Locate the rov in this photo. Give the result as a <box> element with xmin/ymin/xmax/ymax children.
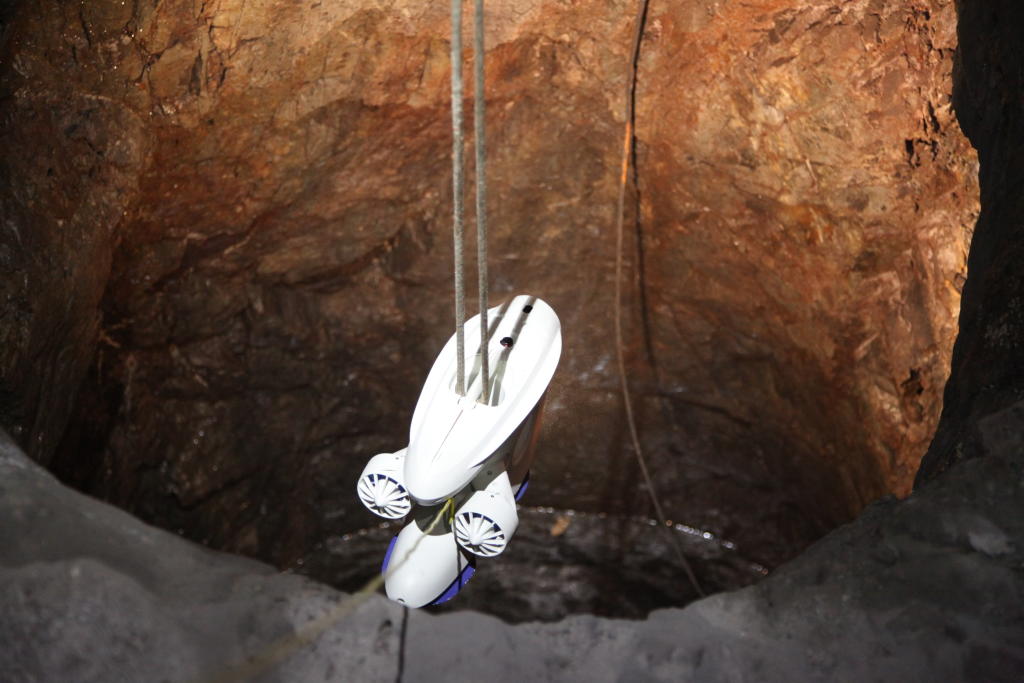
<box><xmin>356</xmin><ymin>295</ymin><xmax>561</xmax><ymax>607</ymax></box>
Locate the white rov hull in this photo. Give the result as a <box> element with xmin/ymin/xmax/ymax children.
<box><xmin>356</xmin><ymin>295</ymin><xmax>561</xmax><ymax>607</ymax></box>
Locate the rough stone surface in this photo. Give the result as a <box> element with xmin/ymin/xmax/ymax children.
<box><xmin>0</xmin><ymin>0</ymin><xmax>978</xmax><ymax>577</ymax></box>
<box><xmin>0</xmin><ymin>429</ymin><xmax>403</xmax><ymax>683</ymax></box>
<box><xmin>0</xmin><ymin>1</ymin><xmax>148</xmax><ymax>464</ymax></box>
<box><xmin>3</xmin><ymin>402</ymin><xmax>1022</xmax><ymax>681</ymax></box>
<box><xmin>2</xmin><ymin>0</ymin><xmax>1023</xmax><ymax>678</ymax></box>
<box><xmin>916</xmin><ymin>0</ymin><xmax>1024</xmax><ymax>484</ymax></box>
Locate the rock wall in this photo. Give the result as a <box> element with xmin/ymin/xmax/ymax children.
<box><xmin>3</xmin><ymin>401</ymin><xmax>1022</xmax><ymax>681</ymax></box>
<box><xmin>917</xmin><ymin>0</ymin><xmax>1024</xmax><ymax>484</ymax></box>
<box><xmin>1</xmin><ymin>0</ymin><xmax>977</xmax><ymax>573</ymax></box>
<box><xmin>0</xmin><ymin>1</ymin><xmax>148</xmax><ymax>463</ymax></box>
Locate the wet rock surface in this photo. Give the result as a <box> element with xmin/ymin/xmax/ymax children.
<box><xmin>299</xmin><ymin>506</ymin><xmax>767</xmax><ymax>622</ymax></box>
<box><xmin>0</xmin><ymin>0</ymin><xmax>978</xmax><ymax>586</ymax></box>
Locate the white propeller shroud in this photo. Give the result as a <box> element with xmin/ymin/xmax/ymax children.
<box><xmin>453</xmin><ymin>467</ymin><xmax>519</xmax><ymax>557</ymax></box>
<box><xmin>356</xmin><ymin>450</ymin><xmax>411</xmax><ymax>520</ymax></box>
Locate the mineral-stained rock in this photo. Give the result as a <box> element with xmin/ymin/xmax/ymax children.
<box><xmin>1</xmin><ymin>0</ymin><xmax>978</xmax><ymax>576</ymax></box>
<box><xmin>0</xmin><ymin>1</ymin><xmax>148</xmax><ymax>464</ymax></box>
<box><xmin>3</xmin><ymin>0</ymin><xmax>1023</xmax><ymax>676</ymax></box>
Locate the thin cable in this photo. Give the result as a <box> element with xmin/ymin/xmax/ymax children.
<box><xmin>452</xmin><ymin>0</ymin><xmax>467</xmax><ymax>396</ymax></box>
<box><xmin>197</xmin><ymin>501</ymin><xmax>454</xmax><ymax>683</ymax></box>
<box><xmin>614</xmin><ymin>0</ymin><xmax>705</xmax><ymax>598</ymax></box>
<box><xmin>474</xmin><ymin>0</ymin><xmax>490</xmax><ymax>403</ymax></box>
<box><xmin>395</xmin><ymin>606</ymin><xmax>409</xmax><ymax>683</ymax></box>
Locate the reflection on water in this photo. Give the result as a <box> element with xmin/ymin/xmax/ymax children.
<box><xmin>295</xmin><ymin>506</ymin><xmax>768</xmax><ymax>623</ymax></box>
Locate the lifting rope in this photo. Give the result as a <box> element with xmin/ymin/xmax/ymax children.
<box><xmin>451</xmin><ymin>0</ymin><xmax>490</xmax><ymax>400</ymax></box>
<box><xmin>450</xmin><ymin>0</ymin><xmax>467</xmax><ymax>396</ymax></box>
<box><xmin>473</xmin><ymin>0</ymin><xmax>491</xmax><ymax>403</ymax></box>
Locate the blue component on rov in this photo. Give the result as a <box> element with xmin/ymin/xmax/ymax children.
<box><xmin>379</xmin><ymin>470</ymin><xmax>528</xmax><ymax>605</ymax></box>
<box><xmin>430</xmin><ymin>558</ymin><xmax>476</xmax><ymax>605</ymax></box>
<box><xmin>381</xmin><ymin>534</ymin><xmax>399</xmax><ymax>573</ymax></box>
<box><xmin>515</xmin><ymin>470</ymin><xmax>530</xmax><ymax>502</ymax></box>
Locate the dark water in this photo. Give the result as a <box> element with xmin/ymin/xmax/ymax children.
<box><xmin>295</xmin><ymin>506</ymin><xmax>768</xmax><ymax>623</ymax></box>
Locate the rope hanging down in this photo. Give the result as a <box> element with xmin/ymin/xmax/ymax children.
<box><xmin>614</xmin><ymin>0</ymin><xmax>705</xmax><ymax>598</ymax></box>
<box><xmin>451</xmin><ymin>0</ymin><xmax>467</xmax><ymax>396</ymax></box>
<box><xmin>474</xmin><ymin>0</ymin><xmax>490</xmax><ymax>403</ymax></box>
<box><xmin>451</xmin><ymin>0</ymin><xmax>490</xmax><ymax>400</ymax></box>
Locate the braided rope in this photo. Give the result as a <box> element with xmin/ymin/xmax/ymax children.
<box><xmin>474</xmin><ymin>0</ymin><xmax>490</xmax><ymax>402</ymax></box>
<box><xmin>451</xmin><ymin>0</ymin><xmax>467</xmax><ymax>395</ymax></box>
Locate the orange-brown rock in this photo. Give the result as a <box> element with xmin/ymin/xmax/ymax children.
<box><xmin>0</xmin><ymin>0</ymin><xmax>977</xmax><ymax>573</ymax></box>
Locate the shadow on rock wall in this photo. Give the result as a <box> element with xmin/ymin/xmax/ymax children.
<box><xmin>917</xmin><ymin>0</ymin><xmax>1024</xmax><ymax>484</ymax></box>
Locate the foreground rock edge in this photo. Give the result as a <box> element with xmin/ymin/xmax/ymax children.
<box><xmin>2</xmin><ymin>415</ymin><xmax>1022</xmax><ymax>682</ymax></box>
